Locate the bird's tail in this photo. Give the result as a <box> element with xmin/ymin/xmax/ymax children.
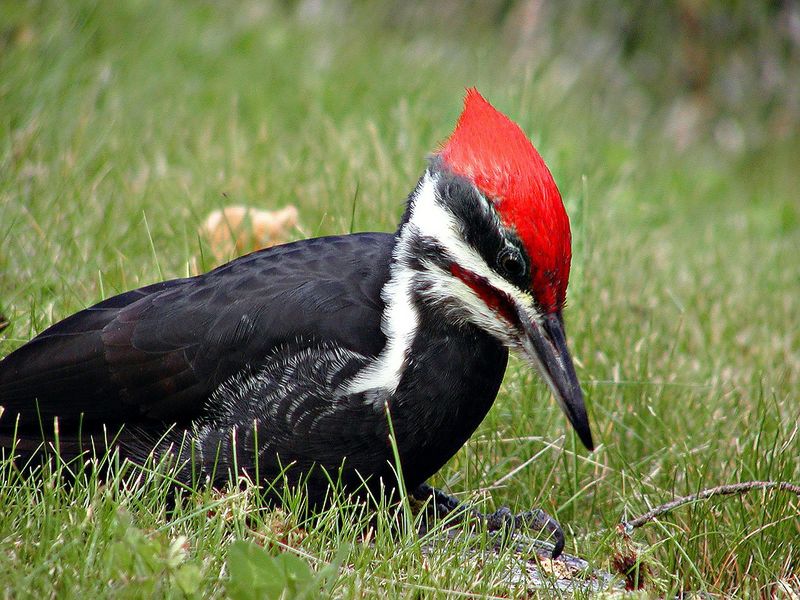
<box><xmin>0</xmin><ymin>414</ymin><xmax>214</xmax><ymax>489</ymax></box>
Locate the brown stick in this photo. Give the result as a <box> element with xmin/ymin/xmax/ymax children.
<box><xmin>620</xmin><ymin>481</ymin><xmax>800</xmax><ymax>533</ymax></box>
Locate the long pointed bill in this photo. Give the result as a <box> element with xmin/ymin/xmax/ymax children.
<box><xmin>516</xmin><ymin>308</ymin><xmax>594</xmax><ymax>451</ymax></box>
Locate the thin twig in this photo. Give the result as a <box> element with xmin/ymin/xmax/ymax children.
<box><xmin>620</xmin><ymin>481</ymin><xmax>800</xmax><ymax>532</ymax></box>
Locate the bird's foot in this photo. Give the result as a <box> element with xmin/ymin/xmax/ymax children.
<box><xmin>411</xmin><ymin>484</ymin><xmax>565</xmax><ymax>559</ymax></box>
<box><xmin>482</xmin><ymin>506</ymin><xmax>565</xmax><ymax>559</ymax></box>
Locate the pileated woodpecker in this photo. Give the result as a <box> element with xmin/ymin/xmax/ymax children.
<box><xmin>0</xmin><ymin>90</ymin><xmax>592</xmax><ymax>557</ymax></box>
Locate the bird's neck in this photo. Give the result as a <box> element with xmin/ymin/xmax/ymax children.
<box><xmin>341</xmin><ymin>171</ymin><xmax>508</xmax><ymax>483</ymax></box>
<box><xmin>344</xmin><ymin>170</ymin><xmax>453</xmax><ymax>397</ymax></box>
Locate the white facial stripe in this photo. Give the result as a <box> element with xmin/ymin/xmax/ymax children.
<box><xmin>344</xmin><ymin>170</ymin><xmax>541</xmax><ymax>399</ymax></box>
<box><xmin>410</xmin><ymin>172</ymin><xmax>539</xmax><ymax>328</ymax></box>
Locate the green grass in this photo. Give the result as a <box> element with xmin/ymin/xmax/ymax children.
<box><xmin>1</xmin><ymin>1</ymin><xmax>799</xmax><ymax>597</ymax></box>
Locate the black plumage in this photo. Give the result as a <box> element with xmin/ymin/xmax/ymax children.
<box><xmin>0</xmin><ymin>229</ymin><xmax>506</xmax><ymax>506</ymax></box>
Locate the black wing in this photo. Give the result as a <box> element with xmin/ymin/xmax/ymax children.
<box><xmin>0</xmin><ymin>233</ymin><xmax>393</xmax><ymax>433</ymax></box>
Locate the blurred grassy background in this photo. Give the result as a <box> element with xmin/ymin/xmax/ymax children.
<box><xmin>1</xmin><ymin>0</ymin><xmax>798</xmax><ymax>596</ymax></box>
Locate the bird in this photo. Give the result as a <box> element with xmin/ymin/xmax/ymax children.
<box><xmin>0</xmin><ymin>89</ymin><xmax>593</xmax><ymax>557</ymax></box>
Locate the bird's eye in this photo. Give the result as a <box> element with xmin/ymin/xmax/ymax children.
<box><xmin>498</xmin><ymin>248</ymin><xmax>525</xmax><ymax>278</ymax></box>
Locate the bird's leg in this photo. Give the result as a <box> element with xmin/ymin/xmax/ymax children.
<box><xmin>410</xmin><ymin>483</ymin><xmax>565</xmax><ymax>559</ymax></box>
<box><xmin>410</xmin><ymin>483</ymin><xmax>466</xmax><ymax>525</ymax></box>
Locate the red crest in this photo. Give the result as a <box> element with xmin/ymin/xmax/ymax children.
<box><xmin>439</xmin><ymin>89</ymin><xmax>571</xmax><ymax>313</ymax></box>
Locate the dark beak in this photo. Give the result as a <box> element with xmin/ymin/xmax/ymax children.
<box><xmin>517</xmin><ymin>309</ymin><xmax>594</xmax><ymax>451</ymax></box>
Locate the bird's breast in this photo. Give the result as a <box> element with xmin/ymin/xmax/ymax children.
<box><xmin>387</xmin><ymin>321</ymin><xmax>508</xmax><ymax>487</ymax></box>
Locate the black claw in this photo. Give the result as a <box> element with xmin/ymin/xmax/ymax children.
<box><xmin>515</xmin><ymin>509</ymin><xmax>565</xmax><ymax>559</ymax></box>
<box><xmin>410</xmin><ymin>485</ymin><xmax>566</xmax><ymax>559</ymax></box>
<box><xmin>548</xmin><ymin>521</ymin><xmax>566</xmax><ymax>559</ymax></box>
<box><xmin>485</xmin><ymin>506</ymin><xmax>565</xmax><ymax>559</ymax></box>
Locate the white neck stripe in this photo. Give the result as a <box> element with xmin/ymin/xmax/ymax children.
<box><xmin>341</xmin><ymin>178</ymin><xmax>434</xmax><ymax>397</ymax></box>
<box><xmin>343</xmin><ymin>170</ymin><xmax>539</xmax><ymax>401</ymax></box>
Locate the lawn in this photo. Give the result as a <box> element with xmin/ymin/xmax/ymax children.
<box><xmin>1</xmin><ymin>1</ymin><xmax>798</xmax><ymax>597</ymax></box>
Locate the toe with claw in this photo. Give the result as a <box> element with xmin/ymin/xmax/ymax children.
<box><xmin>411</xmin><ymin>484</ymin><xmax>566</xmax><ymax>559</ymax></box>
<box><xmin>484</xmin><ymin>506</ymin><xmax>565</xmax><ymax>559</ymax></box>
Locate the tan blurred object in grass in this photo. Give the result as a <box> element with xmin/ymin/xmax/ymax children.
<box><xmin>192</xmin><ymin>205</ymin><xmax>301</xmax><ymax>274</ymax></box>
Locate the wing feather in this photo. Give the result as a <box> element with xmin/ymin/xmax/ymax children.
<box><xmin>0</xmin><ymin>233</ymin><xmax>393</xmax><ymax>435</ymax></box>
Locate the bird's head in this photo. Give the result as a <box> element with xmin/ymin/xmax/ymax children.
<box><xmin>401</xmin><ymin>89</ymin><xmax>593</xmax><ymax>450</ymax></box>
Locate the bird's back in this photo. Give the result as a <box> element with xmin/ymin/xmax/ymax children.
<box><xmin>0</xmin><ymin>233</ymin><xmax>394</xmax><ymax>439</ymax></box>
